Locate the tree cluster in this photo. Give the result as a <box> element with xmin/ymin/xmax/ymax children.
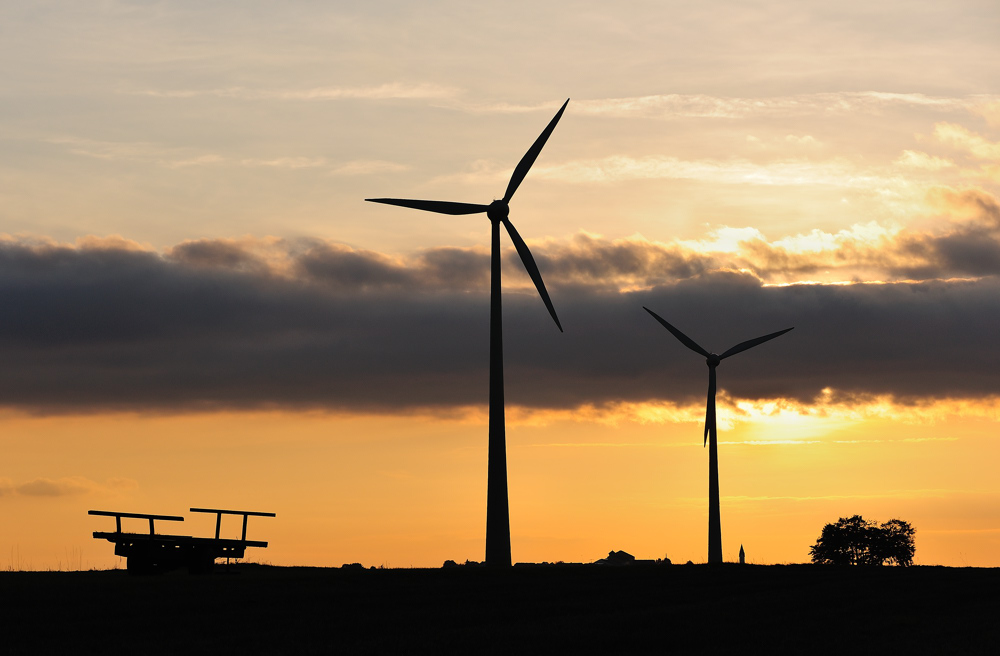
<box><xmin>809</xmin><ymin>515</ymin><xmax>915</xmax><ymax>566</ymax></box>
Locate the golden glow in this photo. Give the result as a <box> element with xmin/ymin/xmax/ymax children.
<box><xmin>507</xmin><ymin>392</ymin><xmax>1000</xmax><ymax>431</ymax></box>
<box><xmin>4</xmin><ymin>394</ymin><xmax>1000</xmax><ymax>570</ymax></box>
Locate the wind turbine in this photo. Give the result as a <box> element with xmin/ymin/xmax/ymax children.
<box><xmin>643</xmin><ymin>307</ymin><xmax>792</xmax><ymax>564</ymax></box>
<box><xmin>366</xmin><ymin>99</ymin><xmax>569</xmax><ymax>567</ymax></box>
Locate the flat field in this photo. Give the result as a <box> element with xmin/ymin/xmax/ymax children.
<box><xmin>2</xmin><ymin>564</ymin><xmax>997</xmax><ymax>654</ymax></box>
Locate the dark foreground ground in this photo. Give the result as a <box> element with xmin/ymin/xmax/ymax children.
<box><xmin>2</xmin><ymin>563</ymin><xmax>998</xmax><ymax>654</ymax></box>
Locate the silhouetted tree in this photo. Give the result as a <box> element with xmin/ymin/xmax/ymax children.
<box><xmin>873</xmin><ymin>518</ymin><xmax>916</xmax><ymax>566</ymax></box>
<box><xmin>810</xmin><ymin>515</ymin><xmax>915</xmax><ymax>566</ymax></box>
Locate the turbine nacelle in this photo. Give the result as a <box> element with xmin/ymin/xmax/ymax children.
<box><xmin>487</xmin><ymin>200</ymin><xmax>510</xmax><ymax>222</ymax></box>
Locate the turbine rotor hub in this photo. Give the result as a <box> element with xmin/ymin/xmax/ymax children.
<box><xmin>487</xmin><ymin>200</ymin><xmax>509</xmax><ymax>222</ymax></box>
<box><xmin>706</xmin><ymin>354</ymin><xmax>720</xmax><ymax>367</ymax></box>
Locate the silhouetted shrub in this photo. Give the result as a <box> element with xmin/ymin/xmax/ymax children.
<box><xmin>810</xmin><ymin>515</ymin><xmax>915</xmax><ymax>566</ymax></box>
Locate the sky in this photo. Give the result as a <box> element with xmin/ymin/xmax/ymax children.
<box><xmin>2</xmin><ymin>0</ymin><xmax>1000</xmax><ymax>569</ymax></box>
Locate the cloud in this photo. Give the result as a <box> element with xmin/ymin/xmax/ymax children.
<box><xmin>453</xmin><ymin>92</ymin><xmax>993</xmax><ymax>120</ymax></box>
<box><xmin>509</xmin><ymin>188</ymin><xmax>1000</xmax><ymax>286</ymax></box>
<box><xmin>330</xmin><ymin>160</ymin><xmax>410</xmax><ymax>176</ymax></box>
<box><xmin>933</xmin><ymin>123</ymin><xmax>1000</xmax><ymax>160</ymax></box>
<box><xmin>720</xmin><ymin>489</ymin><xmax>956</xmax><ymax>503</ymax></box>
<box><xmin>532</xmin><ymin>156</ymin><xmax>878</xmax><ymax>187</ymax></box>
<box><xmin>130</xmin><ymin>83</ymin><xmax>459</xmax><ymax>102</ymax></box>
<box><xmin>975</xmin><ymin>101</ymin><xmax>1000</xmax><ymax>129</ymax></box>
<box><xmin>241</xmin><ymin>157</ymin><xmax>329</xmax><ymax>169</ymax></box>
<box><xmin>428</xmin><ymin>120</ymin><xmax>993</xmax><ymax>192</ymax></box>
<box><xmin>120</xmin><ymin>88</ymin><xmax>1000</xmax><ymax>124</ymax></box>
<box><xmin>167</xmin><ymin>155</ymin><xmax>226</xmax><ymax>169</ymax></box>
<box><xmin>568</xmin><ymin>92</ymin><xmax>997</xmax><ymax>120</ymax></box>
<box><xmin>169</xmin><ymin>237</ymin><xmax>492</xmax><ymax>291</ymax></box>
<box><xmin>4</xmin><ymin>214</ymin><xmax>1000</xmax><ymax>414</ymax></box>
<box><xmin>268</xmin><ymin>83</ymin><xmax>459</xmax><ymax>101</ymax></box>
<box><xmin>705</xmin><ymin>188</ymin><xmax>1000</xmax><ymax>283</ymax></box>
<box><xmin>45</xmin><ymin>138</ymin><xmax>407</xmax><ymax>175</ymax></box>
<box><xmin>784</xmin><ymin>135</ymin><xmax>820</xmax><ymax>146</ymax></box>
<box><xmin>46</xmin><ymin>136</ymin><xmax>225</xmax><ymax>169</ymax></box>
<box><xmin>169</xmin><ymin>238</ymin><xmax>274</xmax><ymax>275</ymax></box>
<box><xmin>0</xmin><ymin>477</ymin><xmax>137</xmax><ymax>498</ymax></box>
<box><xmin>895</xmin><ymin>151</ymin><xmax>955</xmax><ymax>171</ymax></box>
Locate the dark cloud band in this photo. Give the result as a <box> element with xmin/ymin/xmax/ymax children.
<box><xmin>2</xmin><ymin>233</ymin><xmax>999</xmax><ymax>413</ymax></box>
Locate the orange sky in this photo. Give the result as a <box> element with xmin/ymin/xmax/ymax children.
<box><xmin>4</xmin><ymin>399</ymin><xmax>1000</xmax><ymax>569</ymax></box>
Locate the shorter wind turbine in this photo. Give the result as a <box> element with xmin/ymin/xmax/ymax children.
<box><xmin>643</xmin><ymin>307</ymin><xmax>792</xmax><ymax>564</ymax></box>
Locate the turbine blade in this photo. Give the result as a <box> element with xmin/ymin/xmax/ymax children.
<box><xmin>705</xmin><ymin>367</ymin><xmax>717</xmax><ymax>447</ymax></box>
<box><xmin>365</xmin><ymin>198</ymin><xmax>490</xmax><ymax>215</ymax></box>
<box><xmin>642</xmin><ymin>308</ymin><xmax>710</xmax><ymax>358</ymax></box>
<box><xmin>719</xmin><ymin>327</ymin><xmax>794</xmax><ymax>360</ymax></box>
<box><xmin>502</xmin><ymin>99</ymin><xmax>570</xmax><ymax>203</ymax></box>
<box><xmin>502</xmin><ymin>217</ymin><xmax>562</xmax><ymax>332</ymax></box>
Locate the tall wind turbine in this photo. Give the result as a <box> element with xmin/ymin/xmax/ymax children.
<box><xmin>366</xmin><ymin>99</ymin><xmax>569</xmax><ymax>568</ymax></box>
<box><xmin>643</xmin><ymin>307</ymin><xmax>792</xmax><ymax>564</ymax></box>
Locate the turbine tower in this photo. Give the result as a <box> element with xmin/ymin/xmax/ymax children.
<box><xmin>366</xmin><ymin>99</ymin><xmax>569</xmax><ymax>567</ymax></box>
<box><xmin>643</xmin><ymin>307</ymin><xmax>792</xmax><ymax>564</ymax></box>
